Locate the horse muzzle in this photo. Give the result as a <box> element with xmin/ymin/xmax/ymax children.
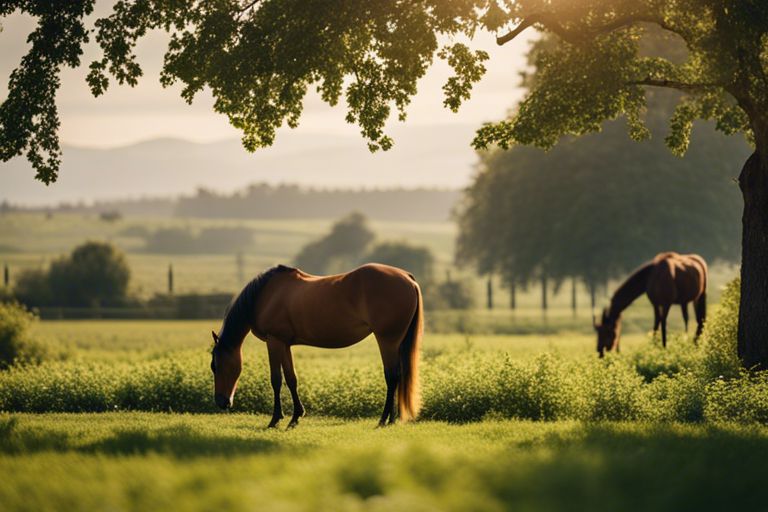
<box><xmin>215</xmin><ymin>393</ymin><xmax>233</xmax><ymax>410</ymax></box>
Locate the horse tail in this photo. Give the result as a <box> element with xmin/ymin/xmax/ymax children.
<box><xmin>698</xmin><ymin>291</ymin><xmax>707</xmax><ymax>320</ymax></box>
<box><xmin>398</xmin><ymin>282</ymin><xmax>423</xmax><ymax>421</ymax></box>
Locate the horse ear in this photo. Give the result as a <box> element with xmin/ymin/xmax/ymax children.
<box><xmin>211</xmin><ymin>331</ymin><xmax>219</xmax><ymax>344</ymax></box>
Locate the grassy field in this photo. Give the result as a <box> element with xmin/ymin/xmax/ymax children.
<box><xmin>1</xmin><ymin>295</ymin><xmax>766</xmax><ymax>511</ymax></box>
<box><xmin>0</xmin><ymin>212</ymin><xmax>738</xmax><ymax>310</ymax></box>
<box><xmin>3</xmin><ymin>413</ymin><xmax>768</xmax><ymax>512</ymax></box>
<box><xmin>0</xmin><ymin>212</ymin><xmax>753</xmax><ymax>510</ymax></box>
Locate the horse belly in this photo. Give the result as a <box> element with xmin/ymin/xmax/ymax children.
<box><xmin>293</xmin><ymin>324</ymin><xmax>372</xmax><ymax>349</ymax></box>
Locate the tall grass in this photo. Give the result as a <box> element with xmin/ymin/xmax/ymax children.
<box><xmin>2</xmin><ymin>279</ymin><xmax>762</xmax><ymax>424</ymax></box>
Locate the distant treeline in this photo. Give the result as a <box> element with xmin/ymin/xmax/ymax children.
<box><xmin>0</xmin><ymin>198</ymin><xmax>175</xmax><ymax>217</ymax></box>
<box><xmin>2</xmin><ymin>185</ymin><xmax>460</xmax><ymax>222</ymax></box>
<box><xmin>176</xmin><ymin>184</ymin><xmax>459</xmax><ymax>221</ymax></box>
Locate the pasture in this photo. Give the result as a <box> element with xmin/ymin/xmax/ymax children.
<box><xmin>0</xmin><ymin>214</ymin><xmax>759</xmax><ymax>510</ymax></box>
<box><xmin>1</xmin><ymin>314</ymin><xmax>768</xmax><ymax>510</ymax></box>
<box><xmin>3</xmin><ymin>414</ymin><xmax>768</xmax><ymax>512</ymax></box>
<box><xmin>0</xmin><ymin>212</ymin><xmax>737</xmax><ymax>307</ymax></box>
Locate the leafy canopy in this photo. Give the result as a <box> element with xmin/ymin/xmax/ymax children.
<box><xmin>1</xmin><ymin>0</ymin><xmax>489</xmax><ymax>184</ymax></box>
<box><xmin>473</xmin><ymin>0</ymin><xmax>765</xmax><ymax>154</ymax></box>
<box><xmin>2</xmin><ymin>1</ymin><xmax>766</xmax><ymax>184</ymax></box>
<box><xmin>455</xmin><ymin>30</ymin><xmax>750</xmax><ymax>290</ymax></box>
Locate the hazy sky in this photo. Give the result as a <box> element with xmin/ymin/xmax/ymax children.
<box><xmin>0</xmin><ymin>6</ymin><xmax>532</xmax><ymax>150</ymax></box>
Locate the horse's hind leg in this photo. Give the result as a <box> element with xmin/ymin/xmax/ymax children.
<box><xmin>281</xmin><ymin>345</ymin><xmax>305</xmax><ymax>428</ymax></box>
<box><xmin>375</xmin><ymin>337</ymin><xmax>400</xmax><ymax>427</ymax></box>
<box><xmin>266</xmin><ymin>338</ymin><xmax>285</xmax><ymax>428</ymax></box>
<box><xmin>694</xmin><ymin>292</ymin><xmax>707</xmax><ymax>343</ymax></box>
<box><xmin>681</xmin><ymin>303</ymin><xmax>689</xmax><ymax>333</ymax></box>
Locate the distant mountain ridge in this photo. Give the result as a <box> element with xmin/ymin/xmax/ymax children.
<box><xmin>1</xmin><ymin>124</ymin><xmax>479</xmax><ymax>206</ymax></box>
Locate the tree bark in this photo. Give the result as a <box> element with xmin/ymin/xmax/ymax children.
<box><xmin>509</xmin><ymin>281</ymin><xmax>516</xmax><ymax>310</ymax></box>
<box><xmin>571</xmin><ymin>277</ymin><xmax>577</xmax><ymax>316</ymax></box>
<box><xmin>486</xmin><ymin>276</ymin><xmax>493</xmax><ymax>310</ymax></box>
<box><xmin>738</xmin><ymin>150</ymin><xmax>768</xmax><ymax>369</ymax></box>
<box><xmin>541</xmin><ymin>274</ymin><xmax>548</xmax><ymax>312</ymax></box>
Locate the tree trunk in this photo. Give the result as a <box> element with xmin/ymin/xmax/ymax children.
<box><xmin>541</xmin><ymin>274</ymin><xmax>548</xmax><ymax>312</ymax></box>
<box><xmin>738</xmin><ymin>150</ymin><xmax>768</xmax><ymax>369</ymax></box>
<box><xmin>571</xmin><ymin>277</ymin><xmax>577</xmax><ymax>316</ymax></box>
<box><xmin>589</xmin><ymin>280</ymin><xmax>596</xmax><ymax>310</ymax></box>
<box><xmin>486</xmin><ymin>276</ymin><xmax>493</xmax><ymax>310</ymax></box>
<box><xmin>510</xmin><ymin>281</ymin><xmax>516</xmax><ymax>310</ymax></box>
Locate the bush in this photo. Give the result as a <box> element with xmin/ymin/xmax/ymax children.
<box><xmin>704</xmin><ymin>373</ymin><xmax>768</xmax><ymax>423</ymax></box>
<box><xmin>364</xmin><ymin>242</ymin><xmax>435</xmax><ymax>282</ymax></box>
<box><xmin>0</xmin><ymin>302</ymin><xmax>49</xmax><ymax>369</ymax></box>
<box><xmin>13</xmin><ymin>268</ymin><xmax>53</xmax><ymax>307</ymax></box>
<box><xmin>294</xmin><ymin>212</ymin><xmax>374</xmax><ymax>274</ymax></box>
<box><xmin>699</xmin><ymin>277</ymin><xmax>741</xmax><ymax>379</ymax></box>
<box><xmin>48</xmin><ymin>242</ymin><xmax>131</xmax><ymax>307</ymax></box>
<box><xmin>629</xmin><ymin>336</ymin><xmax>702</xmax><ymax>382</ymax></box>
<box><xmin>643</xmin><ymin>371</ymin><xmax>706</xmax><ymax>422</ymax></box>
<box><xmin>14</xmin><ymin>242</ymin><xmax>132</xmax><ymax>308</ymax></box>
<box><xmin>428</xmin><ymin>279</ymin><xmax>475</xmax><ymax>310</ymax></box>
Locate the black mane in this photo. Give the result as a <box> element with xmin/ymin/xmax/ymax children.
<box><xmin>216</xmin><ymin>264</ymin><xmax>294</xmax><ymax>350</ymax></box>
<box><xmin>608</xmin><ymin>261</ymin><xmax>653</xmax><ymax>320</ymax></box>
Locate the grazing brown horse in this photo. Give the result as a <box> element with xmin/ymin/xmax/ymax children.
<box><xmin>210</xmin><ymin>263</ymin><xmax>423</xmax><ymax>428</ymax></box>
<box><xmin>593</xmin><ymin>252</ymin><xmax>707</xmax><ymax>357</ymax></box>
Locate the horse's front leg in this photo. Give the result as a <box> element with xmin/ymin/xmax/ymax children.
<box><xmin>660</xmin><ymin>304</ymin><xmax>671</xmax><ymax>348</ymax></box>
<box><xmin>282</xmin><ymin>344</ymin><xmax>305</xmax><ymax>428</ymax></box>
<box><xmin>681</xmin><ymin>303</ymin><xmax>689</xmax><ymax>332</ymax></box>
<box><xmin>266</xmin><ymin>338</ymin><xmax>284</xmax><ymax>428</ymax></box>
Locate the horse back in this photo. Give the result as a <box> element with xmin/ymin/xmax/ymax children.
<box><xmin>253</xmin><ymin>263</ymin><xmax>419</xmax><ymax>347</ymax></box>
<box><xmin>647</xmin><ymin>253</ymin><xmax>707</xmax><ymax>305</ymax></box>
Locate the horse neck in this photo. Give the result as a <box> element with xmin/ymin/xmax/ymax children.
<box><xmin>219</xmin><ymin>308</ymin><xmax>250</xmax><ymax>351</ymax></box>
<box><xmin>608</xmin><ymin>263</ymin><xmax>652</xmax><ymax>320</ymax></box>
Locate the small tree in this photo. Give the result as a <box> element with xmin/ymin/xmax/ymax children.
<box><xmin>294</xmin><ymin>213</ymin><xmax>374</xmax><ymax>274</ymax></box>
<box><xmin>433</xmin><ymin>280</ymin><xmax>475</xmax><ymax>310</ymax></box>
<box><xmin>47</xmin><ymin>241</ymin><xmax>131</xmax><ymax>307</ymax></box>
<box><xmin>13</xmin><ymin>269</ymin><xmax>53</xmax><ymax>308</ymax></box>
<box><xmin>364</xmin><ymin>242</ymin><xmax>435</xmax><ymax>283</ymax></box>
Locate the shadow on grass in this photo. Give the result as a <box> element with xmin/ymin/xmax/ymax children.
<box><xmin>0</xmin><ymin>418</ymin><xmax>276</xmax><ymax>458</ymax></box>
<box><xmin>473</xmin><ymin>423</ymin><xmax>768</xmax><ymax>511</ymax></box>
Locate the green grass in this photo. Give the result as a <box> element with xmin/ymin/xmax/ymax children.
<box><xmin>0</xmin><ymin>288</ymin><xmax>760</xmax><ymax>511</ymax></box>
<box><xmin>2</xmin><ymin>316</ymin><xmax>762</xmax><ymax>424</ymax></box>
<box><xmin>1</xmin><ymin>413</ymin><xmax>767</xmax><ymax>512</ymax></box>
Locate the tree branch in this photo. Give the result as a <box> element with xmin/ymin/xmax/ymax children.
<box><xmin>239</xmin><ymin>0</ymin><xmax>260</xmax><ymax>12</ymax></box>
<box><xmin>628</xmin><ymin>77</ymin><xmax>723</xmax><ymax>93</ymax></box>
<box><xmin>497</xmin><ymin>12</ymin><xmax>676</xmax><ymax>46</ymax></box>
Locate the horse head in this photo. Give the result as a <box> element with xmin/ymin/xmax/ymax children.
<box><xmin>593</xmin><ymin>307</ymin><xmax>621</xmax><ymax>358</ymax></box>
<box><xmin>210</xmin><ymin>330</ymin><xmax>242</xmax><ymax>410</ymax></box>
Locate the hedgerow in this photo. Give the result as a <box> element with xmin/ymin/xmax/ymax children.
<box><xmin>1</xmin><ymin>279</ymin><xmax>765</xmax><ymax>424</ymax></box>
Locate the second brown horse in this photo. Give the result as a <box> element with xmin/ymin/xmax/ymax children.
<box><xmin>594</xmin><ymin>252</ymin><xmax>707</xmax><ymax>357</ymax></box>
